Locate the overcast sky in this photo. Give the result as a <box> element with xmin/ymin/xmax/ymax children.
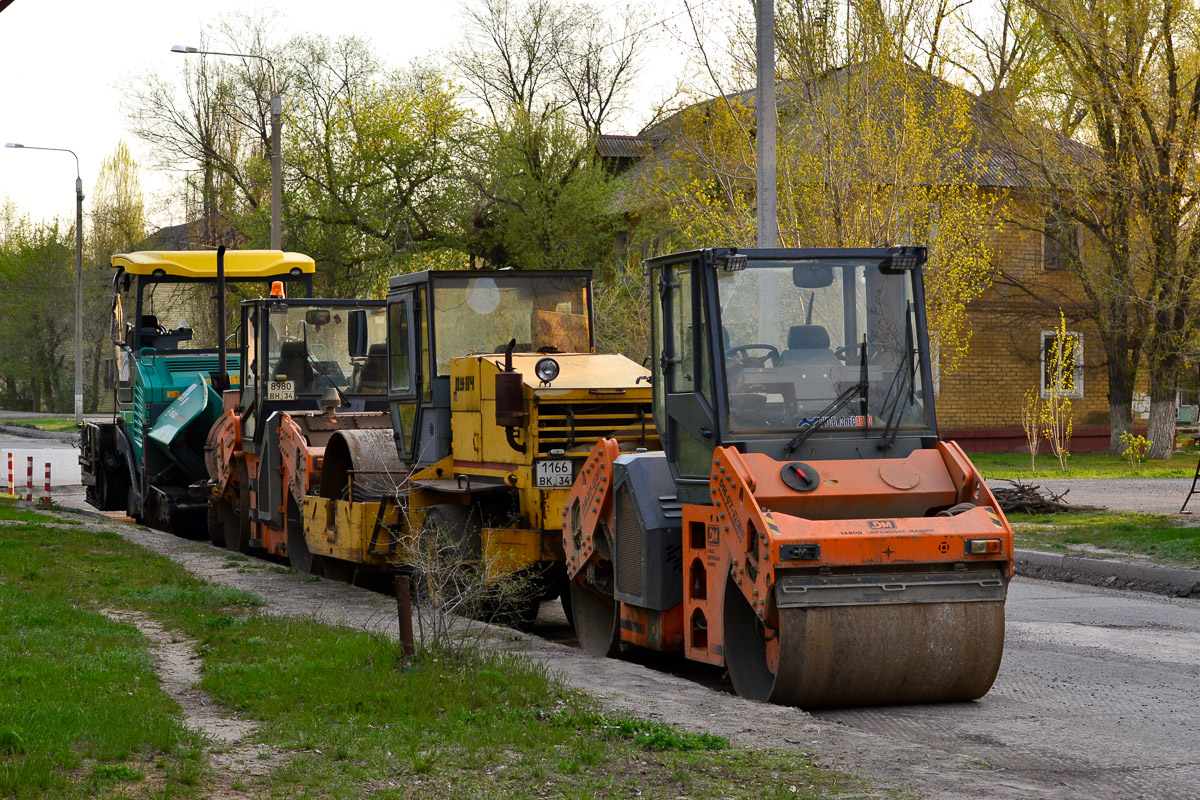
<box><xmin>0</xmin><ymin>0</ymin><xmax>721</xmax><ymax>232</ymax></box>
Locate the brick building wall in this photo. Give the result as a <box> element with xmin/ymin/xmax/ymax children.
<box><xmin>936</xmin><ymin>194</ymin><xmax>1128</xmax><ymax>452</ymax></box>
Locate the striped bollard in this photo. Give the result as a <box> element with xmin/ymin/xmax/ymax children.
<box><xmin>43</xmin><ymin>463</ymin><xmax>51</xmax><ymax>508</ymax></box>
<box><xmin>25</xmin><ymin>456</ymin><xmax>33</xmax><ymax>501</ymax></box>
<box><xmin>6</xmin><ymin>452</ymin><xmax>12</xmax><ymax>495</ymax></box>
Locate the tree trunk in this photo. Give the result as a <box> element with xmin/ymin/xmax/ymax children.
<box><xmin>1102</xmin><ymin>332</ymin><xmax>1138</xmax><ymax>457</ymax></box>
<box><xmin>1146</xmin><ymin>357</ymin><xmax>1178</xmax><ymax>460</ymax></box>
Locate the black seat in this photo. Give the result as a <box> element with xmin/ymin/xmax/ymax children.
<box><xmin>138</xmin><ymin>314</ymin><xmax>161</xmax><ymax>350</ymax></box>
<box><xmin>778</xmin><ymin>325</ymin><xmax>840</xmax><ymax>367</ymax></box>
<box><xmin>274</xmin><ymin>341</ymin><xmax>313</xmax><ymax>390</ymax></box>
<box><xmin>353</xmin><ymin>343</ymin><xmax>387</xmax><ymax>394</ymax></box>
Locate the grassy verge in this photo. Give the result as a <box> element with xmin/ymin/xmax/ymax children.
<box><xmin>968</xmin><ymin>452</ymin><xmax>1195</xmax><ymax>480</ymax></box>
<box><xmin>1011</xmin><ymin>510</ymin><xmax>1200</xmax><ymax>566</ymax></box>
<box><xmin>0</xmin><ymin>499</ymin><xmax>863</xmax><ymax>799</ymax></box>
<box><xmin>0</xmin><ymin>416</ymin><xmax>78</xmax><ymax>433</ymax></box>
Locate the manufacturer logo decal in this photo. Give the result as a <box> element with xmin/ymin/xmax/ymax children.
<box><xmin>868</xmin><ymin>519</ymin><xmax>896</xmax><ymax>529</ymax></box>
<box><xmin>707</xmin><ymin>524</ymin><xmax>720</xmax><ymax>546</ymax></box>
<box><xmin>796</xmin><ymin>415</ymin><xmax>873</xmax><ymax>429</ymax></box>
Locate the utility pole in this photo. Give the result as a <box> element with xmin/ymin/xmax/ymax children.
<box><xmin>756</xmin><ymin>0</ymin><xmax>778</xmax><ymax>249</ymax></box>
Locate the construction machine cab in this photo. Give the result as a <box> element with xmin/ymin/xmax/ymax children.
<box><xmin>384</xmin><ymin>270</ymin><xmax>594</xmax><ymax>466</ymax></box>
<box><xmin>646</xmin><ymin>247</ymin><xmax>936</xmax><ymax>501</ymax></box>
<box><xmin>237</xmin><ymin>296</ymin><xmax>389</xmax><ymax>445</ymax></box>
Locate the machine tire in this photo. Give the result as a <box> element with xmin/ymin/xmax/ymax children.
<box><xmin>286</xmin><ymin>497</ymin><xmax>320</xmax><ymax>575</ymax></box>
<box><xmin>206</xmin><ymin>501</ymin><xmax>227</xmax><ymax>548</ymax></box>
<box><xmin>560</xmin><ymin>585</ymin><xmax>575</xmax><ymax>628</ymax></box>
<box><xmin>322</xmin><ymin>558</ymin><xmax>356</xmax><ymax>584</ymax></box>
<box><xmin>570</xmin><ymin>522</ymin><xmax>620</xmax><ymax>658</ymax></box>
<box><xmin>722</xmin><ymin>576</ymin><xmax>776</xmax><ymax>702</ymax></box>
<box><xmin>223</xmin><ymin>460</ymin><xmax>252</xmax><ymax>554</ymax></box>
<box><xmin>417</xmin><ymin>503</ymin><xmax>477</xmax><ymax>607</ymax></box>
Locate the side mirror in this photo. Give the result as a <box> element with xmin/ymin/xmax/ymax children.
<box><xmin>305</xmin><ymin>309</ymin><xmax>332</xmax><ymax>326</ymax></box>
<box><xmin>347</xmin><ymin>309</ymin><xmax>368</xmax><ymax>357</ymax></box>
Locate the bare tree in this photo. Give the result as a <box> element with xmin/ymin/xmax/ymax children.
<box><xmin>454</xmin><ymin>0</ymin><xmax>578</xmax><ymax>122</ymax></box>
<box><xmin>554</xmin><ymin>7</ymin><xmax>647</xmax><ymax>136</ymax></box>
<box><xmin>454</xmin><ymin>0</ymin><xmax>647</xmax><ymax>135</ymax></box>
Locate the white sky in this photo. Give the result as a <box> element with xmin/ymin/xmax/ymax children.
<box><xmin>0</xmin><ymin>0</ymin><xmax>728</xmax><ymax>231</ymax></box>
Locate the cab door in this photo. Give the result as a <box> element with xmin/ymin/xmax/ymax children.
<box><xmin>655</xmin><ymin>258</ymin><xmax>718</xmax><ymax>492</ymax></box>
<box><xmin>387</xmin><ymin>291</ymin><xmax>419</xmax><ymax>463</ymax></box>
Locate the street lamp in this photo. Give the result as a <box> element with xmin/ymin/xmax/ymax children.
<box><xmin>4</xmin><ymin>142</ymin><xmax>84</xmax><ymax>426</ymax></box>
<box><xmin>172</xmin><ymin>44</ymin><xmax>281</xmax><ymax>250</ymax></box>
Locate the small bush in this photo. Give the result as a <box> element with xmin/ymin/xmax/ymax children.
<box><xmin>1120</xmin><ymin>432</ymin><xmax>1153</xmax><ymax>470</ymax></box>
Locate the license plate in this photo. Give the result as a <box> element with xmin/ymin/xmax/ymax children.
<box><xmin>267</xmin><ymin>380</ymin><xmax>295</xmax><ymax>401</ymax></box>
<box><xmin>535</xmin><ymin>459</ymin><xmax>574</xmax><ymax>488</ymax></box>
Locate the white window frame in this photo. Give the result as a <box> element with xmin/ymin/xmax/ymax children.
<box><xmin>1040</xmin><ymin>330</ymin><xmax>1083</xmax><ymax>399</ymax></box>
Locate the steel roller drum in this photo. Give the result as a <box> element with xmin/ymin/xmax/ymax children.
<box><xmin>318</xmin><ymin>428</ymin><xmax>406</xmax><ymax>501</ymax></box>
<box><xmin>724</xmin><ymin>579</ymin><xmax>1006</xmax><ymax>708</ymax></box>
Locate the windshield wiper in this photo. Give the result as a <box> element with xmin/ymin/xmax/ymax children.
<box><xmin>878</xmin><ymin>302</ymin><xmax>917</xmax><ymax>451</ymax></box>
<box><xmin>307</xmin><ymin>351</ymin><xmax>349</xmax><ymax>408</ymax></box>
<box><xmin>785</xmin><ymin>379</ymin><xmax>869</xmax><ymax>456</ymax></box>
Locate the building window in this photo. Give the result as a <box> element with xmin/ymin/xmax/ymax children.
<box><xmin>1040</xmin><ymin>331</ymin><xmax>1083</xmax><ymax>399</ymax></box>
<box><xmin>1043</xmin><ymin>211</ymin><xmax>1077</xmax><ymax>271</ymax></box>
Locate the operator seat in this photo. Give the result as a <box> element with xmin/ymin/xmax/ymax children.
<box><xmin>778</xmin><ymin>325</ymin><xmax>840</xmax><ymax>367</ymax></box>
<box><xmin>274</xmin><ymin>341</ymin><xmax>314</xmax><ymax>391</ymax></box>
<box><xmin>138</xmin><ymin>314</ymin><xmax>161</xmax><ymax>350</ymax></box>
<box><xmin>352</xmin><ymin>343</ymin><xmax>388</xmax><ymax>394</ymax></box>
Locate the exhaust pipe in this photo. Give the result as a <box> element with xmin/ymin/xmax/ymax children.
<box><xmin>214</xmin><ymin>244</ymin><xmax>228</xmax><ymax>392</ymax></box>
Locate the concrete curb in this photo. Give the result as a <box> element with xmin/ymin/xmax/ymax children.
<box><xmin>0</xmin><ymin>424</ymin><xmax>79</xmax><ymax>443</ymax></box>
<box><xmin>1015</xmin><ymin>547</ymin><xmax>1200</xmax><ymax>599</ymax></box>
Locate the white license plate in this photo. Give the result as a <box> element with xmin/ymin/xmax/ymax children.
<box><xmin>535</xmin><ymin>459</ymin><xmax>574</xmax><ymax>488</ymax></box>
<box><xmin>267</xmin><ymin>380</ymin><xmax>295</xmax><ymax>401</ymax></box>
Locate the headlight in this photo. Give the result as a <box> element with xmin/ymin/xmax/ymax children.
<box><xmin>534</xmin><ymin>357</ymin><xmax>560</xmax><ymax>383</ymax></box>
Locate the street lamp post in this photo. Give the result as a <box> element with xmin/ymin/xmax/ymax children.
<box><xmin>172</xmin><ymin>44</ymin><xmax>281</xmax><ymax>250</ymax></box>
<box><xmin>4</xmin><ymin>142</ymin><xmax>84</xmax><ymax>426</ymax></box>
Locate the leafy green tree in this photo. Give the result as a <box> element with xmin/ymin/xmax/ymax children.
<box><xmin>631</xmin><ymin>2</ymin><xmax>999</xmax><ymax>376</ymax></box>
<box><xmin>85</xmin><ymin>142</ymin><xmax>147</xmax><ymax>411</ymax></box>
<box><xmin>284</xmin><ymin>38</ymin><xmax>467</xmax><ymax>296</ymax></box>
<box><xmin>457</xmin><ymin>109</ymin><xmax>613</xmax><ymax>272</ymax></box>
<box><xmin>1005</xmin><ymin>0</ymin><xmax>1200</xmax><ymax>458</ymax></box>
<box><xmin>0</xmin><ymin>208</ymin><xmax>75</xmax><ymax>411</ymax></box>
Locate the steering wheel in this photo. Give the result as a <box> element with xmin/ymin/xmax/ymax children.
<box><xmin>725</xmin><ymin>344</ymin><xmax>780</xmax><ymax>368</ymax></box>
<box><xmin>310</xmin><ymin>342</ymin><xmax>328</xmax><ymax>361</ymax></box>
<box><xmin>835</xmin><ymin>343</ymin><xmax>881</xmax><ymax>363</ymax></box>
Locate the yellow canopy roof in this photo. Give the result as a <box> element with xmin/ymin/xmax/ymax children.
<box><xmin>111</xmin><ymin>250</ymin><xmax>316</xmax><ymax>279</ymax></box>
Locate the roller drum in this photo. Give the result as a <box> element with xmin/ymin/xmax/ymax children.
<box><xmin>724</xmin><ymin>578</ymin><xmax>1005</xmax><ymax>708</ymax></box>
<box><xmin>319</xmin><ymin>428</ymin><xmax>406</xmax><ymax>501</ymax></box>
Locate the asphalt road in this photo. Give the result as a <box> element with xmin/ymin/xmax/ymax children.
<box><xmin>811</xmin><ymin>577</ymin><xmax>1200</xmax><ymax>799</ymax></box>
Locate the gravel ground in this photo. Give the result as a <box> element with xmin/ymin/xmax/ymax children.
<box><xmin>989</xmin><ymin>476</ymin><xmax>1200</xmax><ymax>517</ymax></box>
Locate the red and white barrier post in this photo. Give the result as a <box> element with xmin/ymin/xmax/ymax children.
<box><xmin>25</xmin><ymin>456</ymin><xmax>32</xmax><ymax>501</ymax></box>
<box><xmin>6</xmin><ymin>452</ymin><xmax>12</xmax><ymax>495</ymax></box>
<box><xmin>43</xmin><ymin>462</ymin><xmax>51</xmax><ymax>507</ymax></box>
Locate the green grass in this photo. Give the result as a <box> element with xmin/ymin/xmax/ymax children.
<box><xmin>0</xmin><ymin>498</ymin><xmax>864</xmax><ymax>799</ymax></box>
<box><xmin>1012</xmin><ymin>510</ymin><xmax>1200</xmax><ymax>566</ymax></box>
<box><xmin>0</xmin><ymin>416</ymin><xmax>79</xmax><ymax>433</ymax></box>
<box><xmin>968</xmin><ymin>451</ymin><xmax>1195</xmax><ymax>479</ymax></box>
